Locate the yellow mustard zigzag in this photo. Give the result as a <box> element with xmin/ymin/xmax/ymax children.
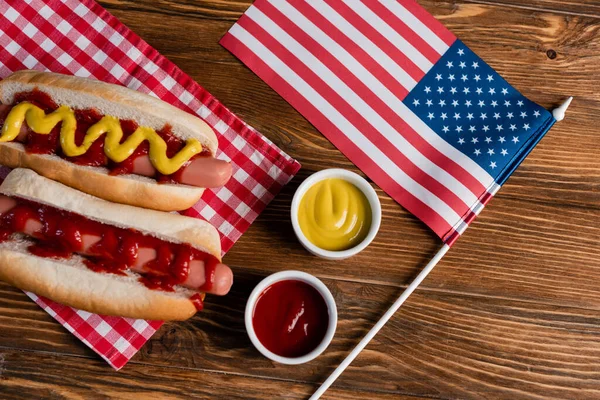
<box><xmin>0</xmin><ymin>102</ymin><xmax>202</xmax><ymax>175</ymax></box>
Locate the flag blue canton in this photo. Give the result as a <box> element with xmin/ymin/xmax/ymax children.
<box><xmin>405</xmin><ymin>40</ymin><xmax>554</xmax><ymax>184</ymax></box>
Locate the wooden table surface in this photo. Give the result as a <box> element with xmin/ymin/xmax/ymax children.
<box><xmin>1</xmin><ymin>0</ymin><xmax>600</xmax><ymax>399</ymax></box>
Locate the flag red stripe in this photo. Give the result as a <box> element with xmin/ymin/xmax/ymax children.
<box><xmin>221</xmin><ymin>32</ymin><xmax>454</xmax><ymax>237</ymax></box>
<box><xmin>444</xmin><ymin>190</ymin><xmax>496</xmax><ymax>246</ymax></box>
<box><xmin>359</xmin><ymin>0</ymin><xmax>441</xmax><ymax>64</ymax></box>
<box><xmin>321</xmin><ymin>0</ymin><xmax>425</xmax><ymax>79</ymax></box>
<box><xmin>255</xmin><ymin>1</ymin><xmax>488</xmax><ymax>198</ymax></box>
<box><xmin>444</xmin><ymin>229</ymin><xmax>460</xmax><ymax>246</ymax></box>
<box><xmin>279</xmin><ymin>0</ymin><xmax>410</xmax><ymax>98</ymax></box>
<box><xmin>480</xmin><ymin>191</ymin><xmax>494</xmax><ymax>206</ymax></box>
<box><xmin>397</xmin><ymin>0</ymin><xmax>456</xmax><ymax>46</ymax></box>
<box><xmin>236</xmin><ymin>15</ymin><xmax>473</xmax><ymax>216</ymax></box>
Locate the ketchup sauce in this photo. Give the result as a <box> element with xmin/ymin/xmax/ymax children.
<box><xmin>0</xmin><ymin>197</ymin><xmax>218</xmax><ymax>310</ymax></box>
<box><xmin>252</xmin><ymin>280</ymin><xmax>329</xmax><ymax>358</ymax></box>
<box><xmin>8</xmin><ymin>90</ymin><xmax>203</xmax><ymax>181</ymax></box>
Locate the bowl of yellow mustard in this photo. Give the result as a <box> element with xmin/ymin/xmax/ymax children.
<box><xmin>291</xmin><ymin>169</ymin><xmax>382</xmax><ymax>260</ymax></box>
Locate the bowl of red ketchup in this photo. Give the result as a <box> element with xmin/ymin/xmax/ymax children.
<box><xmin>245</xmin><ymin>271</ymin><xmax>337</xmax><ymax>365</ymax></box>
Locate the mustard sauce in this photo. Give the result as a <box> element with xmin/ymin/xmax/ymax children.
<box><xmin>0</xmin><ymin>102</ymin><xmax>203</xmax><ymax>175</ymax></box>
<box><xmin>298</xmin><ymin>178</ymin><xmax>372</xmax><ymax>251</ymax></box>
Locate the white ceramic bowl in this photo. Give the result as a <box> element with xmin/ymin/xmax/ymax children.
<box><xmin>291</xmin><ymin>168</ymin><xmax>382</xmax><ymax>260</ymax></box>
<box><xmin>245</xmin><ymin>270</ymin><xmax>337</xmax><ymax>365</ymax></box>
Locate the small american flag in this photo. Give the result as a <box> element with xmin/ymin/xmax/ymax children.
<box><xmin>221</xmin><ymin>0</ymin><xmax>556</xmax><ymax>245</ymax></box>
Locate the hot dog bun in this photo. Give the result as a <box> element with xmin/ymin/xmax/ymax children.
<box><xmin>0</xmin><ymin>70</ymin><xmax>220</xmax><ymax>211</ymax></box>
<box><xmin>0</xmin><ymin>238</ymin><xmax>200</xmax><ymax>320</ymax></box>
<box><xmin>0</xmin><ymin>169</ymin><xmax>222</xmax><ymax>320</ymax></box>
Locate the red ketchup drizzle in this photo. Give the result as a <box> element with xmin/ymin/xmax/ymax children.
<box><xmin>0</xmin><ymin>197</ymin><xmax>215</xmax><ymax>310</ymax></box>
<box><xmin>6</xmin><ymin>90</ymin><xmax>207</xmax><ymax>183</ymax></box>
<box><xmin>65</xmin><ymin>109</ymin><xmax>106</xmax><ymax>166</ymax></box>
<box><xmin>252</xmin><ymin>280</ymin><xmax>329</xmax><ymax>358</ymax></box>
<box><xmin>190</xmin><ymin>293</ymin><xmax>204</xmax><ymax>312</ymax></box>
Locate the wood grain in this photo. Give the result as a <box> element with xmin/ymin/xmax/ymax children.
<box><xmin>0</xmin><ymin>0</ymin><xmax>599</xmax><ymax>399</ymax></box>
<box><xmin>3</xmin><ymin>271</ymin><xmax>600</xmax><ymax>399</ymax></box>
<box><xmin>465</xmin><ymin>0</ymin><xmax>600</xmax><ymax>18</ymax></box>
<box><xmin>0</xmin><ymin>350</ymin><xmax>425</xmax><ymax>400</ymax></box>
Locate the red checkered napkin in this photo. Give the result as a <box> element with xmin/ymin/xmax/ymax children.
<box><xmin>0</xmin><ymin>0</ymin><xmax>300</xmax><ymax>369</ymax></box>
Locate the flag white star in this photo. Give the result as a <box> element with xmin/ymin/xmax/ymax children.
<box><xmin>478</xmin><ymin>100</ymin><xmax>485</xmax><ymax>107</ymax></box>
<box><xmin>493</xmin><ymin>112</ymin><xmax>501</xmax><ymax>119</ymax></box>
<box><xmin>501</xmin><ymin>88</ymin><xmax>509</xmax><ymax>95</ymax></box>
<box><xmin>439</xmin><ymin>99</ymin><xmax>446</xmax><ymax>106</ymax></box>
<box><xmin>520</xmin><ymin>111</ymin><xmax>528</xmax><ymax>118</ymax></box>
<box><xmin>498</xmin><ymin>136</ymin><xmax>506</xmax><ymax>143</ymax></box>
<box><xmin>467</xmin><ymin>113</ymin><xmax>474</xmax><ymax>120</ymax></box>
<box><xmin>476</xmin><ymin>88</ymin><xmax>483</xmax><ymax>95</ymax></box>
<box><xmin>454</xmin><ymin>112</ymin><xmax>461</xmax><ymax>120</ymax></box>
<box><xmin>496</xmin><ymin>124</ymin><xmax>504</xmax><ymax>131</ymax></box>
<box><xmin>523</xmin><ymin>123</ymin><xmax>531</xmax><ymax>130</ymax></box>
<box><xmin>463</xmin><ymin>87</ymin><xmax>470</xmax><ymax>94</ymax></box>
<box><xmin>485</xmin><ymin>137</ymin><xmax>492</xmax><ymax>143</ymax></box>
<box><xmin>490</xmin><ymin>161</ymin><xmax>497</xmax><ymax>169</ymax></box>
<box><xmin>427</xmin><ymin>112</ymin><xmax>435</xmax><ymax>120</ymax></box>
<box><xmin>440</xmin><ymin>112</ymin><xmax>448</xmax><ymax>120</ymax></box>
<box><xmin>488</xmin><ymin>148</ymin><xmax>495</xmax><ymax>156</ymax></box>
<box><xmin>472</xmin><ymin>137</ymin><xmax>479</xmax><ymax>144</ymax></box>
<box><xmin>489</xmin><ymin>88</ymin><xmax>496</xmax><ymax>95</ymax></box>
<box><xmin>509</xmin><ymin>124</ymin><xmax>517</xmax><ymax>131</ymax></box>
<box><xmin>512</xmin><ymin>136</ymin><xmax>519</xmax><ymax>143</ymax></box>
<box><xmin>501</xmin><ymin>149</ymin><xmax>508</xmax><ymax>156</ymax></box>
<box><xmin>504</xmin><ymin>100</ymin><xmax>511</xmax><ymax>107</ymax></box>
<box><xmin>458</xmin><ymin>48</ymin><xmax>465</xmax><ymax>56</ymax></box>
<box><xmin>517</xmin><ymin>100</ymin><xmax>524</xmax><ymax>106</ymax></box>
<box><xmin>480</xmin><ymin>113</ymin><xmax>487</xmax><ymax>120</ymax></box>
<box><xmin>458</xmin><ymin>137</ymin><xmax>465</xmax><ymax>144</ymax></box>
<box><xmin>448</xmin><ymin>74</ymin><xmax>456</xmax><ymax>81</ymax></box>
<box><xmin>482</xmin><ymin>125</ymin><xmax>490</xmax><ymax>132</ymax></box>
<box><xmin>491</xmin><ymin>100</ymin><xmax>498</xmax><ymax>107</ymax></box>
<box><xmin>533</xmin><ymin>110</ymin><xmax>541</xmax><ymax>118</ymax></box>
<box><xmin>474</xmin><ymin>74</ymin><xmax>481</xmax><ymax>82</ymax></box>
<box><xmin>474</xmin><ymin>148</ymin><xmax>481</xmax><ymax>156</ymax></box>
<box><xmin>450</xmin><ymin>87</ymin><xmax>458</xmax><ymax>94</ymax></box>
<box><xmin>442</xmin><ymin>126</ymin><xmax>450</xmax><ymax>133</ymax></box>
<box><xmin>487</xmin><ymin>75</ymin><xmax>494</xmax><ymax>82</ymax></box>
<box><xmin>459</xmin><ymin>61</ymin><xmax>467</xmax><ymax>69</ymax></box>
<box><xmin>447</xmin><ymin>61</ymin><xmax>454</xmax><ymax>68</ymax></box>
<box><xmin>465</xmin><ymin>100</ymin><xmax>472</xmax><ymax>107</ymax></box>
<box><xmin>455</xmin><ymin>126</ymin><xmax>463</xmax><ymax>132</ymax></box>
<box><xmin>426</xmin><ymin>99</ymin><xmax>433</xmax><ymax>106</ymax></box>
<box><xmin>437</xmin><ymin>87</ymin><xmax>444</xmax><ymax>94</ymax></box>
<box><xmin>452</xmin><ymin>100</ymin><xmax>460</xmax><ymax>107</ymax></box>
<box><xmin>435</xmin><ymin>74</ymin><xmax>443</xmax><ymax>81</ymax></box>
<box><xmin>424</xmin><ymin>86</ymin><xmax>432</xmax><ymax>94</ymax></box>
<box><xmin>507</xmin><ymin>112</ymin><xmax>514</xmax><ymax>119</ymax></box>
<box><xmin>472</xmin><ymin>61</ymin><xmax>479</xmax><ymax>69</ymax></box>
<box><xmin>461</xmin><ymin>74</ymin><xmax>468</xmax><ymax>81</ymax></box>
<box><xmin>412</xmin><ymin>99</ymin><xmax>420</xmax><ymax>106</ymax></box>
<box><xmin>469</xmin><ymin>125</ymin><xmax>476</xmax><ymax>132</ymax></box>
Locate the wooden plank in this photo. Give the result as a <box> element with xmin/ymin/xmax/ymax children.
<box><xmin>1</xmin><ymin>1</ymin><xmax>598</xmax><ymax>398</ymax></box>
<box><xmin>2</xmin><ymin>274</ymin><xmax>600</xmax><ymax>399</ymax></box>
<box><xmin>463</xmin><ymin>0</ymin><xmax>600</xmax><ymax>18</ymax></box>
<box><xmin>0</xmin><ymin>350</ymin><xmax>423</xmax><ymax>400</ymax></box>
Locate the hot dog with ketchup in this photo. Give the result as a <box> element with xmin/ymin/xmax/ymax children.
<box><xmin>0</xmin><ymin>169</ymin><xmax>233</xmax><ymax>320</ymax></box>
<box><xmin>0</xmin><ymin>70</ymin><xmax>232</xmax><ymax>211</ymax></box>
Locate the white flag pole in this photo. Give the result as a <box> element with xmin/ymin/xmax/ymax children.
<box><xmin>311</xmin><ymin>97</ymin><xmax>573</xmax><ymax>400</ymax></box>
<box><xmin>552</xmin><ymin>97</ymin><xmax>573</xmax><ymax>121</ymax></box>
<box><xmin>310</xmin><ymin>244</ymin><xmax>450</xmax><ymax>400</ymax></box>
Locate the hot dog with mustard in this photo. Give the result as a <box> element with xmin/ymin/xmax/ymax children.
<box><xmin>0</xmin><ymin>70</ymin><xmax>232</xmax><ymax>211</ymax></box>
